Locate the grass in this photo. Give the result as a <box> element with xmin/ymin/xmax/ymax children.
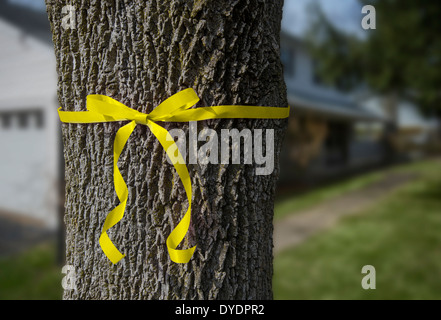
<box><xmin>274</xmin><ymin>170</ymin><xmax>384</xmax><ymax>221</ymax></box>
<box><xmin>273</xmin><ymin>158</ymin><xmax>441</xmax><ymax>299</ymax></box>
<box><xmin>0</xmin><ymin>241</ymin><xmax>62</xmax><ymax>300</ymax></box>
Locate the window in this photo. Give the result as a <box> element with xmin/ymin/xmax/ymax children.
<box><xmin>0</xmin><ymin>109</ymin><xmax>44</xmax><ymax>129</ymax></box>
<box><xmin>34</xmin><ymin>110</ymin><xmax>44</xmax><ymax>128</ymax></box>
<box><xmin>324</xmin><ymin>122</ymin><xmax>349</xmax><ymax>166</ymax></box>
<box><xmin>281</xmin><ymin>47</ymin><xmax>295</xmax><ymax>77</ymax></box>
<box><xmin>1</xmin><ymin>113</ymin><xmax>12</xmax><ymax>128</ymax></box>
<box><xmin>312</xmin><ymin>60</ymin><xmax>324</xmax><ymax>85</ymax></box>
<box><xmin>18</xmin><ymin>112</ymin><xmax>29</xmax><ymax>128</ymax></box>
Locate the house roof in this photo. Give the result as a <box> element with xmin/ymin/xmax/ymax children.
<box><xmin>281</xmin><ymin>30</ymin><xmax>383</xmax><ymax>122</ymax></box>
<box><xmin>288</xmin><ymin>88</ymin><xmax>383</xmax><ymax>122</ymax></box>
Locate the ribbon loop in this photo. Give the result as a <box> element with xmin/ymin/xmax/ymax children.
<box><xmin>58</xmin><ymin>88</ymin><xmax>290</xmax><ymax>264</ymax></box>
<box><xmin>87</xmin><ymin>95</ymin><xmax>140</xmax><ymax>118</ymax></box>
<box><xmin>148</xmin><ymin>88</ymin><xmax>200</xmax><ymax>121</ymax></box>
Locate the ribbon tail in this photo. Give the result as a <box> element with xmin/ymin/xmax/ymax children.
<box><xmin>166</xmin><ymin>207</ymin><xmax>196</xmax><ymax>263</ymax></box>
<box><xmin>99</xmin><ymin>120</ymin><xmax>137</xmax><ymax>264</ymax></box>
<box><xmin>146</xmin><ymin>120</ymin><xmax>196</xmax><ymax>263</ymax></box>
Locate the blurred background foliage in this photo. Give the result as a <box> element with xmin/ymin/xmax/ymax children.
<box><xmin>307</xmin><ymin>0</ymin><xmax>441</xmax><ymax>115</ymax></box>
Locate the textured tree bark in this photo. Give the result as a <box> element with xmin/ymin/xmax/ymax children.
<box><xmin>46</xmin><ymin>0</ymin><xmax>287</xmax><ymax>300</ymax></box>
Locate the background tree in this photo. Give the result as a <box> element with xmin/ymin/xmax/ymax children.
<box><xmin>306</xmin><ymin>0</ymin><xmax>441</xmax><ymax>115</ymax></box>
<box><xmin>46</xmin><ymin>0</ymin><xmax>287</xmax><ymax>299</ymax></box>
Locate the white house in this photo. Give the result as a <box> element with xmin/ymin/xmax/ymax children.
<box><xmin>0</xmin><ymin>5</ymin><xmax>60</xmax><ymax>229</ymax></box>
<box><xmin>279</xmin><ymin>31</ymin><xmax>387</xmax><ymax>183</ymax></box>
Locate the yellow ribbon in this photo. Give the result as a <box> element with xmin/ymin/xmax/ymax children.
<box><xmin>58</xmin><ymin>88</ymin><xmax>289</xmax><ymax>264</ymax></box>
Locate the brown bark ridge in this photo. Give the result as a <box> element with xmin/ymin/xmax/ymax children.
<box><xmin>46</xmin><ymin>0</ymin><xmax>287</xmax><ymax>300</ymax></box>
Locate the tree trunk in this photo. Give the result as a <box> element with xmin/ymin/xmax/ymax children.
<box><xmin>46</xmin><ymin>0</ymin><xmax>287</xmax><ymax>300</ymax></box>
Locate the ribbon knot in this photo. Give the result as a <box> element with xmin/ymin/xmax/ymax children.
<box><xmin>58</xmin><ymin>88</ymin><xmax>290</xmax><ymax>265</ymax></box>
<box><xmin>134</xmin><ymin>114</ymin><xmax>149</xmax><ymax>125</ymax></box>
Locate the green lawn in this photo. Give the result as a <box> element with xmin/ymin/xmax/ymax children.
<box><xmin>274</xmin><ymin>158</ymin><xmax>441</xmax><ymax>299</ymax></box>
<box><xmin>0</xmin><ymin>242</ymin><xmax>62</xmax><ymax>300</ymax></box>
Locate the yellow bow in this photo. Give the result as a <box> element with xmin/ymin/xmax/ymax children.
<box><xmin>58</xmin><ymin>88</ymin><xmax>290</xmax><ymax>264</ymax></box>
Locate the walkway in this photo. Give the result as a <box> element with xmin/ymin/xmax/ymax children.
<box><xmin>274</xmin><ymin>172</ymin><xmax>419</xmax><ymax>253</ymax></box>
